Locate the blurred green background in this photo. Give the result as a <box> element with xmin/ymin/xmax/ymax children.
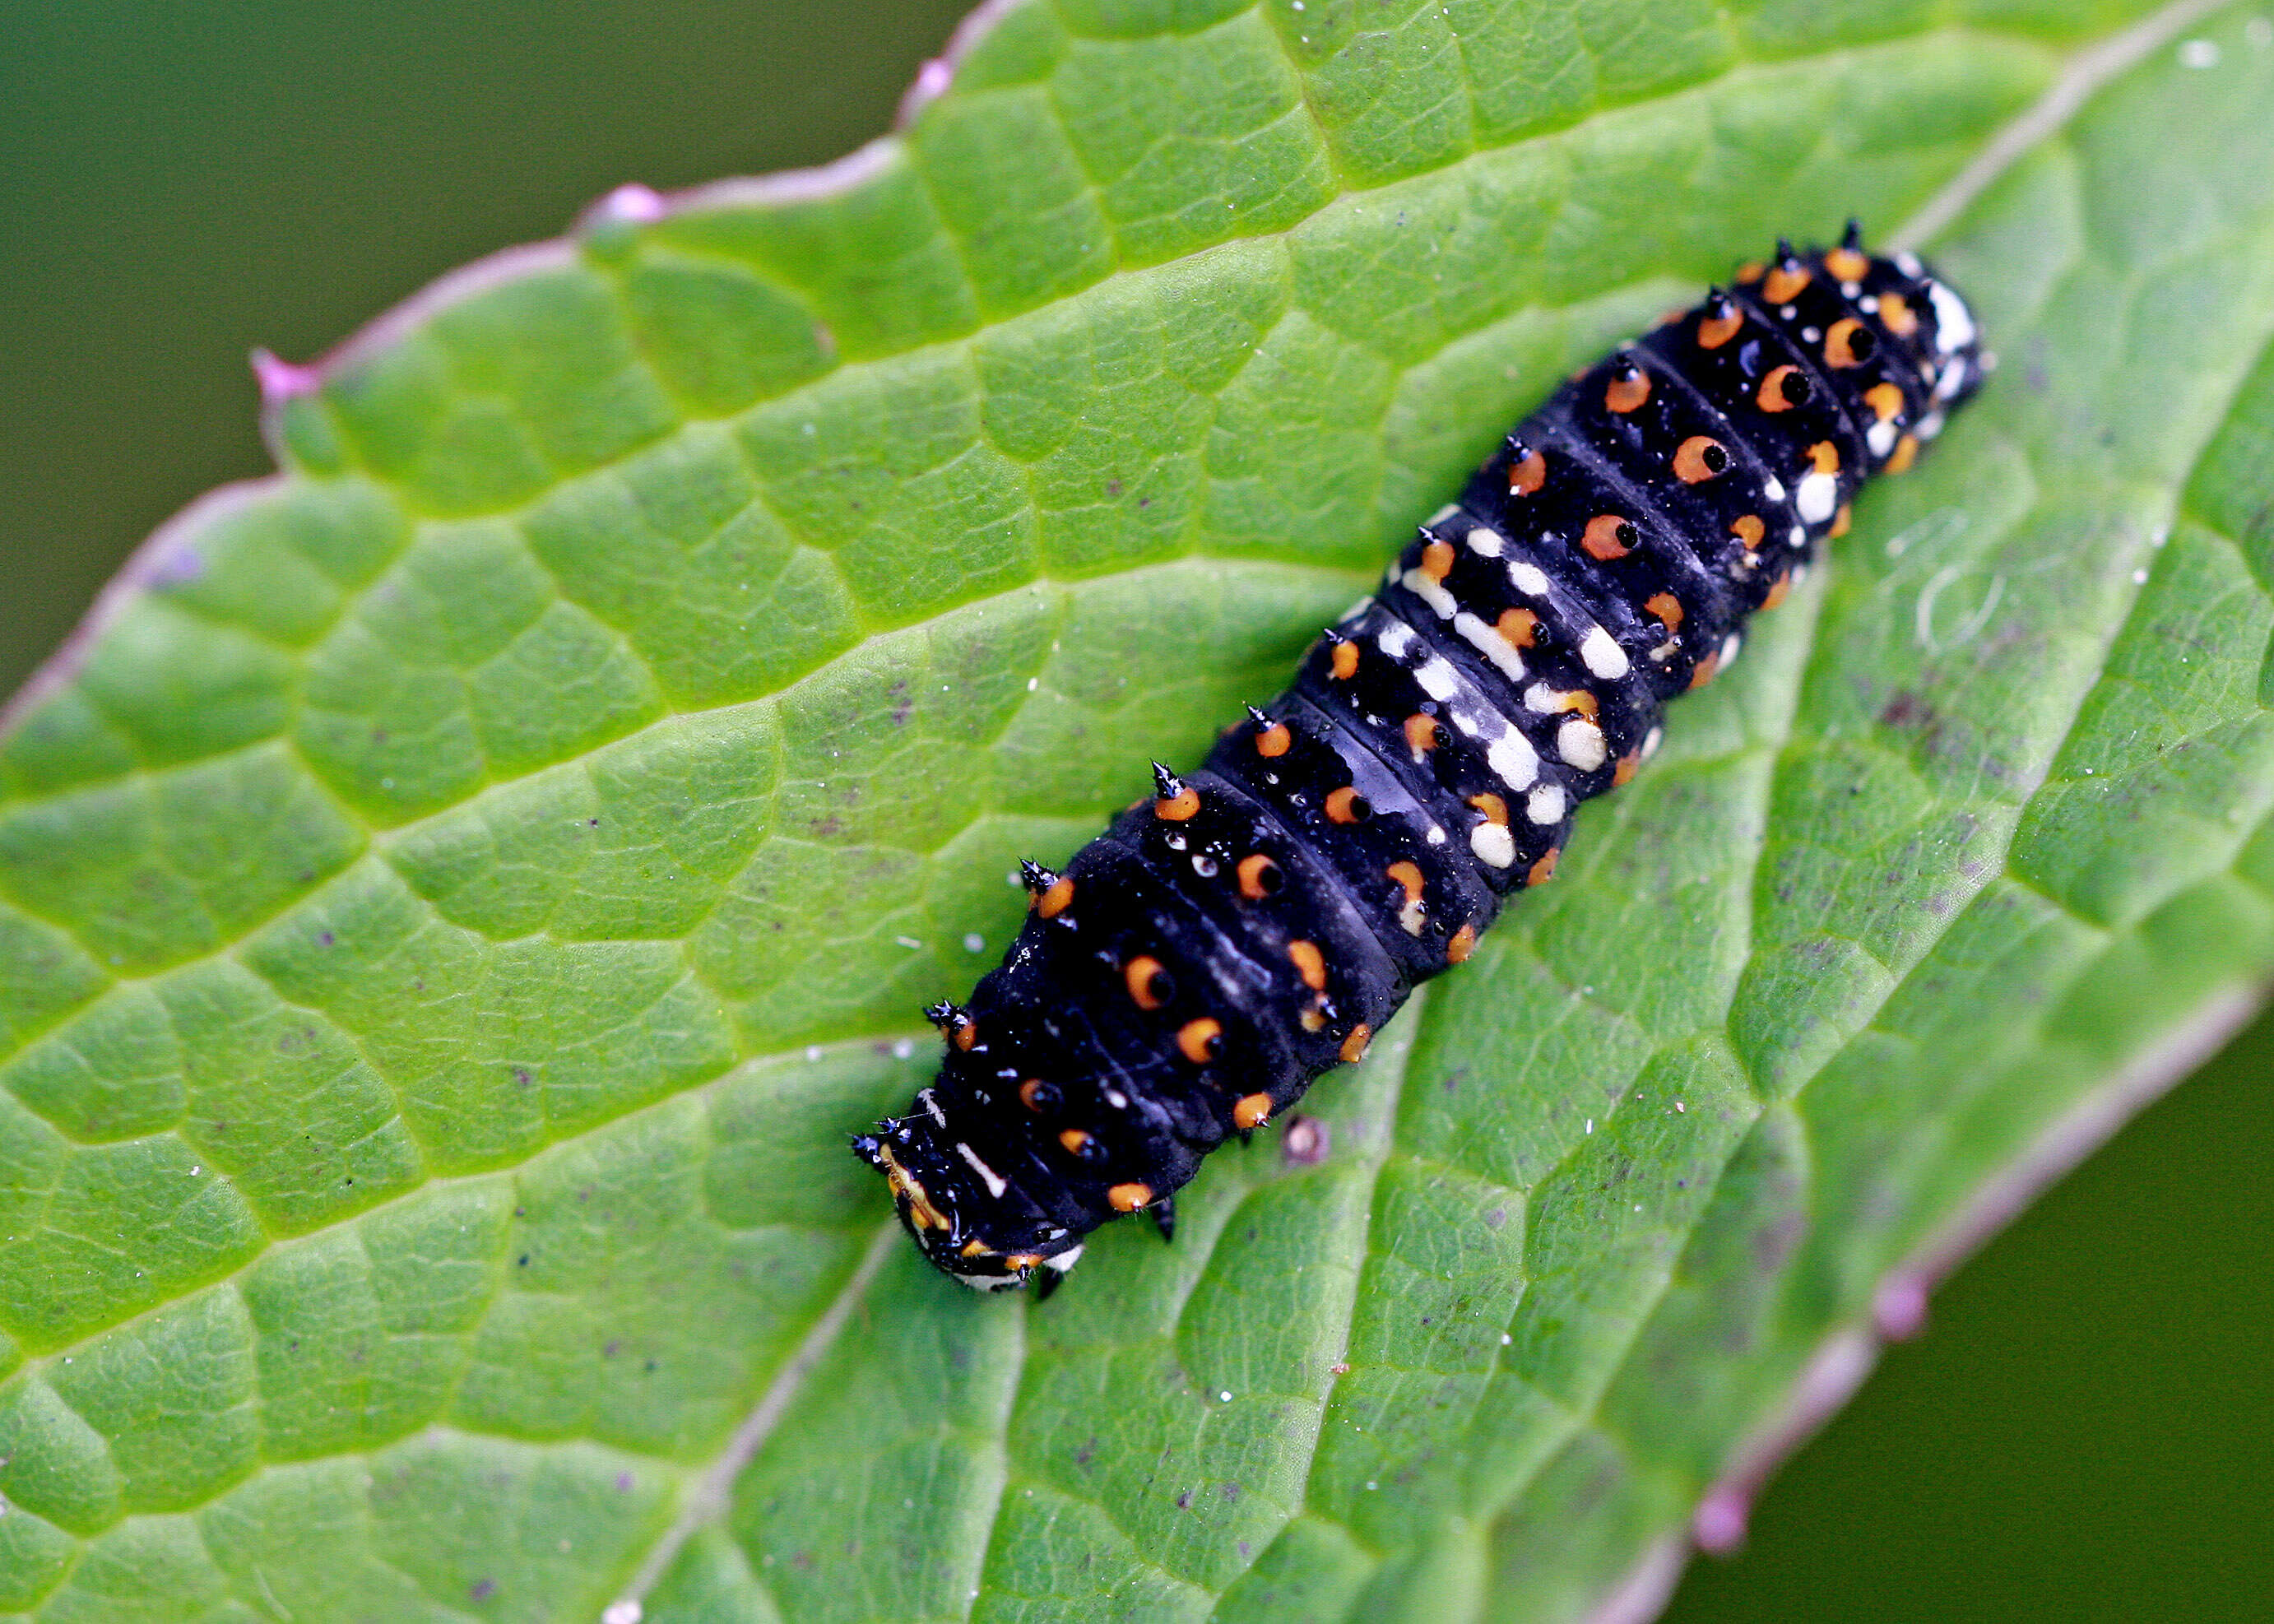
<box><xmin>2</xmin><ymin>4</ymin><xmax>2267</xmax><ymax>1618</ymax></box>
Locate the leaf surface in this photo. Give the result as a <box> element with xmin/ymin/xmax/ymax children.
<box><xmin>2</xmin><ymin>2</ymin><xmax>2272</xmax><ymax>1620</ymax></box>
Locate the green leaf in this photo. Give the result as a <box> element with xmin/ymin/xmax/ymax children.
<box><xmin>3</xmin><ymin>2</ymin><xmax>2272</xmax><ymax>1619</ymax></box>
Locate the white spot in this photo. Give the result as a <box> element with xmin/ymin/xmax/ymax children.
<box><xmin>1425</xmin><ymin>502</ymin><xmax>1460</xmax><ymax>527</ymax></box>
<box><xmin>1447</xmin><ymin>707</ymin><xmax>1483</xmax><ymax>737</ymax></box>
<box><xmin>1026</xmin><ymin>676</ymin><xmax>1039</xmax><ymax>692</ymax></box>
<box><xmin>1414</xmin><ymin>657</ymin><xmax>1460</xmax><ymax>701</ymax></box>
<box><xmin>1501</xmin><ymin>1332</ymin><xmax>1513</xmax><ymax>1346</ymax></box>
<box><xmin>1044</xmin><ymin>1245</ymin><xmax>1083</xmax><ymax>1272</ymax></box>
<box><xmin>1925</xmin><ymin>279</ymin><xmax>1976</xmax><ymax>352</ymax></box>
<box><xmin>1801</xmin><ymin>326</ymin><xmax>1821</xmax><ymax>342</ymax></box>
<box><xmin>2132</xmin><ymin>568</ymin><xmax>2150</xmax><ymax>585</ymax></box>
<box><xmin>2178</xmin><ymin>36</ymin><xmax>2221</xmax><ymax>68</ymax></box>
<box><xmin>805</xmin><ymin>1045</ymin><xmax>824</xmax><ymax>1063</ymax></box>
<box><xmin>1464</xmin><ymin>526</ymin><xmax>1504</xmax><ymax>557</ymax></box>
<box><xmin>1789</xmin><ymin>524</ymin><xmax>1808</xmax><ymax>549</ymax></box>
<box><xmin>1220</xmin><ymin>1390</ymin><xmax>1235</xmax><ymax>1403</ymax></box>
<box><xmin>1508</xmin><ymin>559</ymin><xmax>1552</xmax><ymax>596</ymax></box>
<box><xmin>893</xmin><ymin>1037</ymin><xmax>916</xmax><ymax>1060</ymax></box>
<box><xmin>1762</xmin><ymin>476</ymin><xmax>1785</xmax><ymax>503</ymax></box>
<box><xmin>1933</xmin><ymin>358</ymin><xmax>1970</xmax><ymax>401</ymax></box>
<box><xmin>1896</xmin><ymin>251</ymin><xmax>1924</xmax><ymax>276</ymax></box>
<box><xmin>1398</xmin><ymin>894</ymin><xmax>1427</xmax><ymax>936</ymax></box>
<box><xmin>1796</xmin><ymin>470</ymin><xmax>1839</xmax><ymax>524</ymax></box>
<box><xmin>605</xmin><ymin>1603</ymin><xmax>645</xmax><ymax>1624</ymax></box>
<box><xmin>1526</xmin><ymin>783</ymin><xmax>1567</xmax><ymax>825</ymax></box>
<box><xmin>1375</xmin><ymin>621</ymin><xmax>1415</xmax><ymax>658</ymax></box>
<box><xmin>955</xmin><ymin>1142</ymin><xmax>1008</xmax><ymax>1199</ymax></box>
<box><xmin>1867</xmin><ymin>418</ymin><xmax>1898</xmax><ymax>458</ymax></box>
<box><xmin>1427</xmin><ymin>824</ymin><xmax>1447</xmax><ymax>846</ymax></box>
<box><xmin>1859</xmin><ymin>294</ymin><xmax>1880</xmax><ymax>313</ymax></box>
<box><xmin>1469</xmin><ymin>821</ymin><xmax>1516</xmax><ymax>867</ymax></box>
<box><xmin>1487</xmin><ymin>731</ymin><xmax>1540</xmax><ymax>791</ymax></box>
<box><xmin>1720</xmin><ymin>632</ymin><xmax>1743</xmax><ymax>669</ymax></box>
<box><xmin>1104</xmin><ymin>1088</ymin><xmax>1128</xmax><ymax>1108</ymax></box>
<box><xmin>919</xmin><ymin>1088</ymin><xmax>949</xmax><ymax>1128</ymax></box>
<box><xmin>1455</xmin><ymin>610</ymin><xmax>1527</xmax><ymax>682</ymax></box>
<box><xmin>1917</xmin><ymin>410</ymin><xmax>1946</xmax><ymax>440</ymax></box>
<box><xmin>964</xmin><ymin>931</ymin><xmax>986</xmax><ymax>954</ymax></box>
<box><xmin>1642</xmin><ymin>725</ymin><xmax>1664</xmax><ymax>759</ymax></box>
<box><xmin>895</xmin><ymin>935</ymin><xmax>924</xmax><ymax>949</ymax></box>
<box><xmin>1557</xmin><ymin>717</ymin><xmax>1608</xmax><ymax>771</ymax></box>
<box><xmin>1580</xmin><ymin>626</ymin><xmax>1630</xmax><ymax>680</ymax></box>
<box><xmin>1840</xmin><ymin>281</ymin><xmax>1861</xmax><ymax>299</ymax></box>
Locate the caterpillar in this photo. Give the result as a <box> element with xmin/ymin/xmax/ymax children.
<box><xmin>856</xmin><ymin>228</ymin><xmax>1985</xmax><ymax>1293</ymax></box>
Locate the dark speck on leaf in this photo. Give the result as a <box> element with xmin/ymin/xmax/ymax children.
<box><xmin>469</xmin><ymin>1579</ymin><xmax>495</xmax><ymax>1602</ymax></box>
<box><xmin>1222</xmin><ymin>1482</ymin><xmax>1241</xmax><ymax>1502</ymax></box>
<box><xmin>1176</xmin><ymin>1489</ymin><xmax>1193</xmax><ymax>1510</ymax></box>
<box><xmin>1106</xmin><ymin>478</ymin><xmax>1122</xmax><ymax>497</ymax></box>
<box><xmin>615</xmin><ymin>1472</ymin><xmax>635</xmax><ymax>1492</ymax></box>
<box><xmin>588</xmin><ymin>818</ymin><xmax>600</xmax><ymax>827</ymax></box>
<box><xmin>604</xmin><ymin>1340</ymin><xmax>621</xmax><ymax>1357</ymax></box>
<box><xmin>644</xmin><ymin>1358</ymin><xmax>658</xmax><ymax>1372</ymax></box>
<box><xmin>517</xmin><ymin>1255</ymin><xmax>530</xmax><ymax>1267</ymax></box>
<box><xmin>513</xmin><ymin>1068</ymin><xmax>531</xmax><ymax>1087</ymax></box>
<box><xmin>513</xmin><ymin>1205</ymin><xmax>525</xmax><ymax>1217</ymax></box>
<box><xmin>1485</xmin><ymin>1206</ymin><xmax>1507</xmax><ymax>1229</ymax></box>
<box><xmin>318</xmin><ymin>930</ymin><xmax>334</xmax><ymax>948</ymax></box>
<box><xmin>1073</xmin><ymin>1437</ymin><xmax>1097</xmax><ymax>1469</ymax></box>
<box><xmin>1238</xmin><ymin>1540</ymin><xmax>1252</xmax><ymax>1559</ymax></box>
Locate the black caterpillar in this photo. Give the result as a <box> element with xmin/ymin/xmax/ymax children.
<box><xmin>856</xmin><ymin>229</ymin><xmax>1984</xmax><ymax>1293</ymax></box>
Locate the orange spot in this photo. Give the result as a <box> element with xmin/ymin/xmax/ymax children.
<box><xmin>1825</xmin><ymin>245</ymin><xmax>1871</xmax><ymax>282</ymax></box>
<box><xmin>1730</xmin><ymin>513</ymin><xmax>1766</xmax><ymax>547</ymax></box>
<box><xmin>1125</xmin><ymin>955</ymin><xmax>1170</xmax><ymax>1011</ymax></box>
<box><xmin>1808</xmin><ymin>440</ymin><xmax>1840</xmax><ymax>475</ymax></box>
<box><xmin>1604</xmin><ymin>364</ymin><xmax>1651</xmax><ymax>414</ymax></box>
<box><xmin>1446</xmin><ymin>923</ymin><xmax>1478</xmax><ymax>963</ymax></box>
<box><xmin>1865</xmin><ymin>382</ymin><xmax>1905</xmax><ymax>422</ymax></box>
<box><xmin>1155</xmin><ymin>786</ymin><xmax>1200</xmax><ymax>821</ymax></box>
<box><xmin>1108</xmin><ymin>1181</ymin><xmax>1153</xmax><ymax>1213</ymax></box>
<box><xmin>1468</xmin><ymin>791</ymin><xmax>1509</xmax><ymax>825</ymax></box>
<box><xmin>1886</xmin><ymin>434</ymin><xmax>1919</xmax><ymax>474</ymax></box>
<box><xmin>1645</xmin><ymin>592</ymin><xmax>1685</xmax><ymax>630</ymax></box>
<box><xmin>1735</xmin><ymin>260</ymin><xmax>1766</xmax><ymax>283</ymax></box>
<box><xmin>1420</xmin><ymin>540</ymin><xmax>1455</xmax><ymax>582</ymax></box>
<box><xmin>1237</xmin><ymin>853</ymin><xmax>1280</xmax><ymax>899</ymax></box>
<box><xmin>1830</xmin><ymin>503</ymin><xmax>1852</xmax><ymax>539</ymax></box>
<box><xmin>954</xmin><ymin>1020</ymin><xmax>980</xmax><ymax>1052</ymax></box>
<box><xmin>1287</xmin><ymin>939</ymin><xmax>1328</xmax><ymax>991</ymax></box>
<box><xmin>1878</xmin><ymin>292</ymin><xmax>1918</xmax><ymax>336</ymax></box>
<box><xmin>1824</xmin><ymin>317</ymin><xmax>1869</xmax><ymax>368</ymax></box>
<box><xmin>1546</xmin><ymin>689</ymin><xmax>1599</xmax><ymax>719</ymax></box>
<box><xmin>1006</xmin><ymin>1252</ymin><xmax>1045</xmax><ymax>1271</ymax></box>
<box><xmin>1527</xmin><ymin>847</ymin><xmax>1561</xmax><ymax>886</ymax></box>
<box><xmin>1019</xmin><ymin>1079</ymin><xmax>1052</xmax><ymax>1111</ymax></box>
<box><xmin>1761</xmin><ymin>570</ymin><xmax>1794</xmax><ymax>611</ymax></box>
<box><xmin>1255</xmin><ymin>720</ymin><xmax>1292</xmax><ymax>757</ymax></box>
<box><xmin>1325</xmin><ymin>786</ymin><xmax>1368</xmax><ymax>825</ymax></box>
<box><xmin>1763</xmin><ymin>261</ymin><xmax>1812</xmax><ymax>304</ymax></box>
<box><xmin>1688</xmin><ymin>650</ymin><xmax>1722</xmax><ymax>690</ymax></box>
<box><xmin>1507</xmin><ymin>448</ymin><xmax>1548</xmax><ymax>495</ymax></box>
<box><xmin>1497</xmin><ymin>607</ymin><xmax>1539</xmax><ymax>647</ymax></box>
<box><xmin>1673</xmin><ymin>436</ymin><xmax>1727</xmax><ymax>484</ymax></box>
<box><xmin>1299</xmin><ymin>1006</ymin><xmax>1327</xmax><ymax>1032</ymax></box>
<box><xmin>1612</xmin><ymin>751</ymin><xmax>1640</xmax><ymax>787</ymax></box>
<box><xmin>1330</xmin><ymin>638</ymin><xmax>1361</xmax><ymax>680</ymax></box>
<box><xmin>962</xmin><ymin>1239</ymin><xmax>990</xmax><ymax>1258</ymax></box>
<box><xmin>1386</xmin><ymin>861</ymin><xmax>1425</xmax><ymax>905</ymax></box>
<box><xmin>1058</xmin><ymin>1128</ymin><xmax>1093</xmax><ymax>1158</ymax></box>
<box><xmin>1583</xmin><ymin>514</ymin><xmax>1636</xmax><ymax>560</ymax></box>
<box><xmin>1339</xmin><ymin>1023</ymin><xmax>1372</xmax><ymax>1064</ymax></box>
<box><xmin>1234</xmin><ymin>1093</ymin><xmax>1274</xmax><ymax>1130</ymax></box>
<box><xmin>1698</xmin><ymin>304</ymin><xmax>1744</xmax><ymax>350</ymax></box>
<box><xmin>1038</xmin><ymin>878</ymin><xmax>1075</xmax><ymax>919</ymax></box>
<box><xmin>1759</xmin><ymin>365</ymin><xmax>1804</xmax><ymax>412</ymax></box>
<box><xmin>1403</xmin><ymin>713</ymin><xmax>1441</xmax><ymax>755</ymax></box>
<box><xmin>1177</xmin><ymin>1018</ymin><xmax>1223</xmax><ymax>1064</ymax></box>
